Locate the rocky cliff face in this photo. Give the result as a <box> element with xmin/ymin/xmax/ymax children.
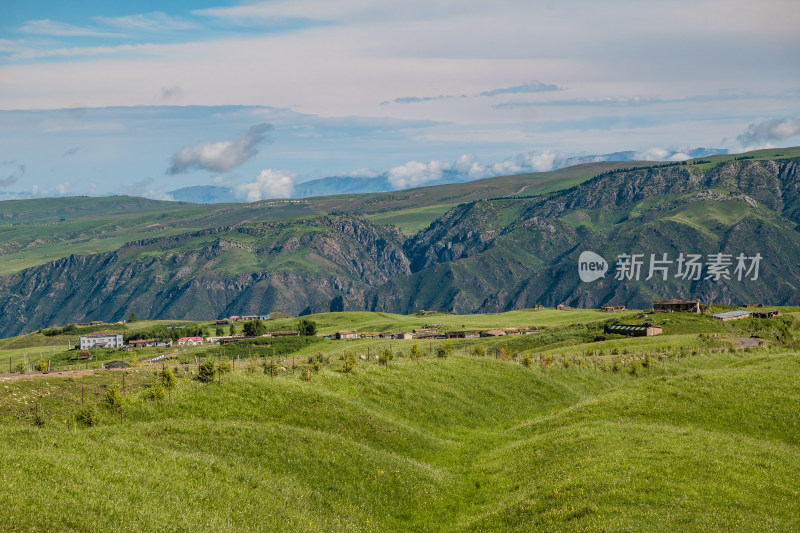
<box><xmin>2</xmin><ymin>159</ymin><xmax>800</xmax><ymax>336</ymax></box>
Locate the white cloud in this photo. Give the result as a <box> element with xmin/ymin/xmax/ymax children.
<box><xmin>168</xmin><ymin>123</ymin><xmax>273</xmax><ymax>174</ymax></box>
<box><xmin>121</xmin><ymin>177</ymin><xmax>174</xmax><ymax>201</ymax></box>
<box><xmin>387</xmin><ymin>160</ymin><xmax>449</xmax><ymax>189</ymax></box>
<box><xmin>91</xmin><ymin>12</ymin><xmax>197</xmax><ymax>32</ymax></box>
<box><xmin>56</xmin><ymin>181</ymin><xmax>70</xmax><ymax>195</ymax></box>
<box><xmin>452</xmin><ymin>154</ymin><xmax>492</xmax><ymax>179</ymax></box>
<box><xmin>19</xmin><ymin>19</ymin><xmax>121</xmax><ymax>38</ymax></box>
<box><xmin>737</xmin><ymin>117</ymin><xmax>800</xmax><ymax>148</ymax></box>
<box><xmin>234</xmin><ymin>169</ymin><xmax>296</xmax><ymax>201</ymax></box>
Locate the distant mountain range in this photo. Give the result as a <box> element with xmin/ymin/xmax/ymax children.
<box><xmin>1</xmin><ymin>147</ymin><xmax>798</xmax><ymax>337</ymax></box>
<box><xmin>168</xmin><ymin>148</ymin><xmax>729</xmax><ymax>203</ymax></box>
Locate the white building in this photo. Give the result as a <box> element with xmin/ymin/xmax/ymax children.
<box><xmin>79</xmin><ymin>333</ymin><xmax>124</xmax><ymax>350</ymax></box>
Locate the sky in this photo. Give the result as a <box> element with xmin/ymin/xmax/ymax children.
<box><xmin>0</xmin><ymin>0</ymin><xmax>799</xmax><ymax>200</ymax></box>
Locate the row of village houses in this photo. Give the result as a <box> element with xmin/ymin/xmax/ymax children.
<box><xmin>78</xmin><ymin>300</ymin><xmax>783</xmax><ymax>350</ymax></box>
<box><xmin>78</xmin><ymin>326</ymin><xmax>539</xmax><ymax>350</ymax></box>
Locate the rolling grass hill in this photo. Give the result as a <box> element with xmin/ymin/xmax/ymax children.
<box><xmin>1</xmin><ymin>325</ymin><xmax>798</xmax><ymax>531</ymax></box>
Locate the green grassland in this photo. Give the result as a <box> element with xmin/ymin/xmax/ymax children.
<box><xmin>1</xmin><ymin>321</ymin><xmax>799</xmax><ymax>531</ymax></box>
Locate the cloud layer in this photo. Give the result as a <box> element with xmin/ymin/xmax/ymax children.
<box><xmin>234</xmin><ymin>169</ymin><xmax>296</xmax><ymax>201</ymax></box>
<box><xmin>737</xmin><ymin>117</ymin><xmax>800</xmax><ymax>147</ymax></box>
<box><xmin>168</xmin><ymin>123</ymin><xmax>273</xmax><ymax>174</ymax></box>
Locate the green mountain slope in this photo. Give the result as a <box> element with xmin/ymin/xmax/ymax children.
<box><xmin>2</xmin><ymin>150</ymin><xmax>800</xmax><ymax>336</ymax></box>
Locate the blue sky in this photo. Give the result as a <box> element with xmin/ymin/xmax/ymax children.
<box><xmin>0</xmin><ymin>0</ymin><xmax>799</xmax><ymax>200</ymax></box>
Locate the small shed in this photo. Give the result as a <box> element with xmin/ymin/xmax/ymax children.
<box><xmin>604</xmin><ymin>323</ymin><xmax>663</xmax><ymax>337</ymax></box>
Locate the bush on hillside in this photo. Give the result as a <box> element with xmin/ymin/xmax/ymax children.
<box><xmin>142</xmin><ymin>382</ymin><xmax>166</xmax><ymax>401</ymax></box>
<box><xmin>103</xmin><ymin>385</ymin><xmax>123</xmax><ymax>411</ymax></box>
<box><xmin>198</xmin><ymin>360</ymin><xmax>216</xmax><ymax>383</ymax></box>
<box><xmin>298</xmin><ymin>318</ymin><xmax>317</xmax><ymax>336</ymax></box>
<box><xmin>76</xmin><ymin>406</ymin><xmax>101</xmax><ymax>427</ymax></box>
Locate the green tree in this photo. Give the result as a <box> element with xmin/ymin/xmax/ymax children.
<box><xmin>471</xmin><ymin>345</ymin><xmax>486</xmax><ymax>357</ymax></box>
<box><xmin>343</xmin><ymin>352</ymin><xmax>357</xmax><ymax>374</ymax></box>
<box><xmin>128</xmin><ymin>312</ymin><xmax>137</xmax><ymax>323</ymax></box>
<box><xmin>103</xmin><ymin>385</ymin><xmax>123</xmax><ymax>411</ymax></box>
<box><xmin>198</xmin><ymin>360</ymin><xmax>216</xmax><ymax>383</ymax></box>
<box><xmin>409</xmin><ymin>342</ymin><xmax>421</xmax><ymax>364</ymax></box>
<box><xmin>298</xmin><ymin>318</ymin><xmax>317</xmax><ymax>336</ymax></box>
<box><xmin>161</xmin><ymin>365</ymin><xmax>177</xmax><ymax>390</ymax></box>
<box><xmin>34</xmin><ymin>359</ymin><xmax>48</xmax><ymax>372</ymax></box>
<box><xmin>243</xmin><ymin>319</ymin><xmax>266</xmax><ymax>337</ymax></box>
<box><xmin>14</xmin><ymin>361</ymin><xmax>26</xmax><ymax>373</ymax></box>
<box><xmin>378</xmin><ymin>347</ymin><xmax>394</xmax><ymax>367</ymax></box>
<box><xmin>215</xmin><ymin>326</ymin><xmax>225</xmax><ymax>336</ymax></box>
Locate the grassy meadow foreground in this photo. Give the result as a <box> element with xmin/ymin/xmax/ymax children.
<box><xmin>1</xmin><ymin>308</ymin><xmax>799</xmax><ymax>531</ymax></box>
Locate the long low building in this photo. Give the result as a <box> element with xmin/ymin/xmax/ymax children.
<box><xmin>604</xmin><ymin>324</ymin><xmax>663</xmax><ymax>337</ymax></box>
<box><xmin>653</xmin><ymin>299</ymin><xmax>701</xmax><ymax>313</ymax></box>
<box><xmin>79</xmin><ymin>333</ymin><xmax>124</xmax><ymax>350</ymax></box>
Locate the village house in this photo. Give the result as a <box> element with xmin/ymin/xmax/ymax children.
<box><xmin>79</xmin><ymin>333</ymin><xmax>124</xmax><ymax>350</ymax></box>
<box><xmin>601</xmin><ymin>305</ymin><xmax>626</xmax><ymax>312</ymax></box>
<box><xmin>394</xmin><ymin>332</ymin><xmax>414</xmax><ymax>340</ymax></box>
<box><xmin>447</xmin><ymin>331</ymin><xmax>481</xmax><ymax>339</ymax></box>
<box><xmin>177</xmin><ymin>336</ymin><xmax>204</xmax><ymax>346</ymax></box>
<box><xmin>481</xmin><ymin>329</ymin><xmax>507</xmax><ymax>337</ymax></box>
<box><xmin>652</xmin><ymin>299</ymin><xmax>701</xmax><ymax>313</ymax></box>
<box><xmin>335</xmin><ymin>330</ymin><xmax>359</xmax><ymax>340</ymax></box>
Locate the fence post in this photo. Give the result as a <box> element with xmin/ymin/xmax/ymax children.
<box><xmin>81</xmin><ymin>385</ymin><xmax>84</xmax><ymax>407</ymax></box>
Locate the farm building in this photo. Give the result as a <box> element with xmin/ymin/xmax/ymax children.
<box><xmin>653</xmin><ymin>299</ymin><xmax>701</xmax><ymax>313</ymax></box>
<box><xmin>177</xmin><ymin>337</ymin><xmax>204</xmax><ymax>346</ymax></box>
<box><xmin>79</xmin><ymin>333</ymin><xmax>124</xmax><ymax>350</ymax></box>
<box><xmin>394</xmin><ymin>332</ymin><xmax>414</xmax><ymax>340</ymax></box>
<box><xmin>335</xmin><ymin>330</ymin><xmax>359</xmax><ymax>340</ymax></box>
<box><xmin>601</xmin><ymin>305</ymin><xmax>626</xmax><ymax>312</ymax></box>
<box><xmin>447</xmin><ymin>331</ymin><xmax>481</xmax><ymax>339</ymax></box>
<box><xmin>711</xmin><ymin>310</ymin><xmax>752</xmax><ymax>321</ymax></box>
<box><xmin>753</xmin><ymin>310</ymin><xmax>782</xmax><ymax>318</ymax></box>
<box><xmin>481</xmin><ymin>329</ymin><xmax>507</xmax><ymax>337</ymax></box>
<box><xmin>270</xmin><ymin>331</ymin><xmax>300</xmax><ymax>337</ymax></box>
<box><xmin>604</xmin><ymin>324</ymin><xmax>662</xmax><ymax>337</ymax></box>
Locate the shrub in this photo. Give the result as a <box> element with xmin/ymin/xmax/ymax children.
<box><xmin>298</xmin><ymin>318</ymin><xmax>317</xmax><ymax>336</ymax></box>
<box><xmin>32</xmin><ymin>409</ymin><xmax>45</xmax><ymax>427</ymax></box>
<box><xmin>76</xmin><ymin>406</ymin><xmax>101</xmax><ymax>427</ymax></box>
<box><xmin>103</xmin><ymin>385</ymin><xmax>123</xmax><ymax>411</ymax></box>
<box><xmin>343</xmin><ymin>352</ymin><xmax>357</xmax><ymax>374</ymax></box>
<box><xmin>521</xmin><ymin>353</ymin><xmax>532</xmax><ymax>367</ymax></box>
<box><xmin>246</xmin><ymin>357</ymin><xmax>260</xmax><ymax>374</ymax></box>
<box><xmin>218</xmin><ymin>359</ymin><xmax>232</xmax><ymax>375</ymax></box>
<box><xmin>14</xmin><ymin>361</ymin><xmax>26</xmax><ymax>373</ymax></box>
<box><xmin>142</xmin><ymin>382</ymin><xmax>166</xmax><ymax>401</ymax></box>
<box><xmin>34</xmin><ymin>359</ymin><xmax>48</xmax><ymax>372</ymax></box>
<box><xmin>435</xmin><ymin>345</ymin><xmax>448</xmax><ymax>358</ymax></box>
<box><xmin>161</xmin><ymin>365</ymin><xmax>177</xmax><ymax>390</ymax></box>
<box><xmin>471</xmin><ymin>345</ymin><xmax>486</xmax><ymax>357</ymax></box>
<box><xmin>409</xmin><ymin>342</ymin><xmax>422</xmax><ymax>363</ymax></box>
<box><xmin>300</xmin><ymin>367</ymin><xmax>312</xmax><ymax>382</ymax></box>
<box><xmin>198</xmin><ymin>360</ymin><xmax>216</xmax><ymax>383</ymax></box>
<box><xmin>378</xmin><ymin>347</ymin><xmax>394</xmax><ymax>367</ymax></box>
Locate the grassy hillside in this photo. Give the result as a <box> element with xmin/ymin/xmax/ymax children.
<box><xmin>0</xmin><ymin>340</ymin><xmax>798</xmax><ymax>531</ymax></box>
